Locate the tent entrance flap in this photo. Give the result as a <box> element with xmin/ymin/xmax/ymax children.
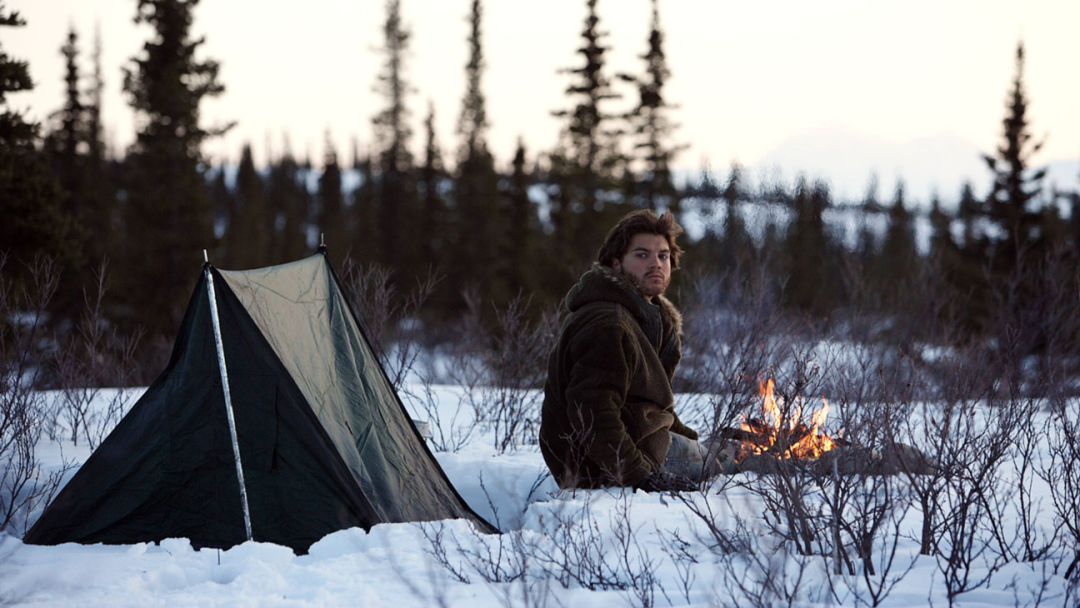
<box><xmin>205</xmin><ymin>264</ymin><xmax>253</xmax><ymax>542</ymax></box>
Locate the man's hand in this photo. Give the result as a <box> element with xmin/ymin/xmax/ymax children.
<box><xmin>635</xmin><ymin>469</ymin><xmax>697</xmax><ymax>493</ymax></box>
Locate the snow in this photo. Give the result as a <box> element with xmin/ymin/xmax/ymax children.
<box><xmin>0</xmin><ymin>386</ymin><xmax>1074</xmax><ymax>607</ymax></box>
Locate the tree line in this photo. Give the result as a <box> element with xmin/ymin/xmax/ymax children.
<box><xmin>2</xmin><ymin>0</ymin><xmax>1079</xmax><ymax>379</ymax></box>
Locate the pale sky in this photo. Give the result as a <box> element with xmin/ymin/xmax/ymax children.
<box><xmin>6</xmin><ymin>0</ymin><xmax>1080</xmax><ymax>198</ymax></box>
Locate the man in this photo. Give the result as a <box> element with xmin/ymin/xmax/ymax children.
<box><xmin>540</xmin><ymin>209</ymin><xmax>708</xmax><ymax>492</ymax></box>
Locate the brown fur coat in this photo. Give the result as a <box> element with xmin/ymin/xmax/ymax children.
<box><xmin>539</xmin><ymin>264</ymin><xmax>698</xmax><ymax>489</ymax></box>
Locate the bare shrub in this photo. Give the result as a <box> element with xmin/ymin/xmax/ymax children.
<box><xmin>807</xmin><ymin>347</ymin><xmax>918</xmax><ymax>607</ymax></box>
<box><xmin>676</xmin><ymin>261</ymin><xmax>802</xmax><ymax>439</ymax></box>
<box><xmin>712</xmin><ymin>518</ymin><xmax>819</xmax><ymax>608</ymax></box>
<box><xmin>0</xmin><ymin>255</ymin><xmax>74</xmax><ymax>535</ymax></box>
<box><xmin>1041</xmin><ymin>390</ymin><xmax>1080</xmax><ymax>581</ymax></box>
<box><xmin>339</xmin><ymin>259</ymin><xmax>439</xmax><ymax>392</ymax></box>
<box><xmin>414</xmin><ymin>490</ymin><xmax>668</xmax><ymax>607</ymax></box>
<box><xmin>51</xmin><ymin>259</ymin><xmax>142</xmax><ymax>449</ymax></box>
<box><xmin>892</xmin><ymin>352</ymin><xmax>1020</xmax><ymax>606</ymax></box>
<box><xmin>658</xmin><ymin>527</ymin><xmax>699</xmax><ymax>605</ymax></box>
<box><xmin>444</xmin><ymin>289</ymin><xmax>562</xmax><ymax>454</ymax></box>
<box><xmin>409</xmin><ymin>379</ymin><xmax>479</xmax><ymax>453</ymax></box>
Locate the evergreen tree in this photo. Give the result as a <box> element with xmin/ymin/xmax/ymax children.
<box><xmin>983</xmin><ymin>41</ymin><xmax>1047</xmax><ymax>263</ymax></box>
<box><xmin>781</xmin><ymin>178</ymin><xmax>836</xmax><ymax>317</ymax></box>
<box><xmin>41</xmin><ymin>27</ymin><xmax>93</xmax><ymax>321</ymax></box>
<box><xmin>227</xmin><ymin>143</ymin><xmax>269</xmax><ymax>268</ymax></box>
<box><xmin>266</xmin><ymin>146</ymin><xmax>311</xmax><ymax>263</ymax></box>
<box><xmin>499</xmin><ymin>138</ymin><xmax>536</xmax><ymax>296</ymax></box>
<box><xmin>419</xmin><ymin>102</ymin><xmax>446</xmax><ymax>268</ymax></box>
<box><xmin>46</xmin><ymin>28</ymin><xmax>86</xmax><ymax>206</ymax></box>
<box><xmin>371</xmin><ymin>0</ymin><xmax>417</xmax><ymax>279</ymax></box>
<box><xmin>875</xmin><ymin>179</ymin><xmax>918</xmax><ymax>305</ymax></box>
<box><xmin>950</xmin><ymin>181</ymin><xmax>992</xmax><ymax>338</ymax></box>
<box><xmin>854</xmin><ymin>214</ymin><xmax>878</xmax><ymax>278</ymax></box>
<box><xmin>717</xmin><ymin>162</ymin><xmax>751</xmax><ymax>274</ymax></box>
<box><xmin>927</xmin><ymin>193</ymin><xmax>953</xmax><ymax>263</ymax></box>
<box><xmin>549</xmin><ymin>0</ymin><xmax>625</xmax><ymax>271</ymax></box>
<box><xmin>120</xmin><ymin>0</ymin><xmax>231</xmax><ymax>336</ymax></box>
<box><xmin>316</xmin><ymin>141</ymin><xmax>346</xmax><ymax>267</ymax></box>
<box><xmin>0</xmin><ymin>6</ymin><xmax>70</xmax><ymax>287</ymax></box>
<box><xmin>971</xmin><ymin>40</ymin><xmax>1060</xmax><ymax>349</ymax></box>
<box><xmin>452</xmin><ymin>0</ymin><xmax>501</xmax><ymax>303</ymax></box>
<box><xmin>1071</xmin><ymin>166</ymin><xmax>1080</xmax><ymax>251</ymax></box>
<box><xmin>956</xmin><ymin>180</ymin><xmax>980</xmax><ymax>247</ymax></box>
<box><xmin>620</xmin><ymin>0</ymin><xmax>685</xmax><ymax>213</ymax></box>
<box><xmin>0</xmin><ymin>6</ymin><xmax>34</xmax><ymax>147</ymax></box>
<box><xmin>83</xmin><ymin>25</ymin><xmax>115</xmax><ymax>263</ymax></box>
<box><xmin>350</xmin><ymin>149</ymin><xmax>377</xmax><ymax>266</ymax></box>
<box><xmin>85</xmin><ymin>25</ymin><xmax>105</xmax><ymax>172</ymax></box>
<box><xmin>206</xmin><ymin>163</ymin><xmax>233</xmax><ymax>252</ymax></box>
<box><xmin>861</xmin><ymin>172</ymin><xmax>882</xmax><ymax>212</ymax></box>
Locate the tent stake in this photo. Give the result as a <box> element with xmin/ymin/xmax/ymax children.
<box><xmin>204</xmin><ymin>264</ymin><xmax>254</xmax><ymax>543</ymax></box>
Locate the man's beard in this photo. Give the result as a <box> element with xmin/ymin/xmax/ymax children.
<box><xmin>623</xmin><ymin>270</ymin><xmax>667</xmax><ymax>298</ymax></box>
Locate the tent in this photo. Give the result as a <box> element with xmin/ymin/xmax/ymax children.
<box><xmin>25</xmin><ymin>251</ymin><xmax>497</xmax><ymax>552</ymax></box>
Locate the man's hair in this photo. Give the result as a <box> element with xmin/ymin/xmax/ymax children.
<box><xmin>597</xmin><ymin>209</ymin><xmax>685</xmax><ymax>269</ymax></box>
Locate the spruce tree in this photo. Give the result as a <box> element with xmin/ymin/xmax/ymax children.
<box><xmin>41</xmin><ymin>27</ymin><xmax>94</xmax><ymax>322</ymax></box>
<box><xmin>121</xmin><ymin>0</ymin><xmax>231</xmax><ymax>336</ymax></box>
<box><xmin>419</xmin><ymin>102</ymin><xmax>446</xmax><ymax>268</ymax></box>
<box><xmin>0</xmin><ymin>5</ymin><xmax>70</xmax><ymax>287</ymax></box>
<box><xmin>83</xmin><ymin>25</ymin><xmax>115</xmax><ymax>263</ymax></box>
<box><xmin>975</xmin><ymin>41</ymin><xmax>1057</xmax><ymax>349</ymax></box>
<box><xmin>1071</xmin><ymin>166</ymin><xmax>1080</xmax><ymax>252</ymax></box>
<box><xmin>226</xmin><ymin>144</ymin><xmax>269</xmax><ymax>268</ymax></box>
<box><xmin>719</xmin><ymin>162</ymin><xmax>751</xmax><ymax>273</ymax></box>
<box><xmin>452</xmin><ymin>0</ymin><xmax>501</xmax><ymax>303</ymax></box>
<box><xmin>266</xmin><ymin>146</ymin><xmax>311</xmax><ymax>263</ymax></box>
<box><xmin>956</xmin><ymin>181</ymin><xmax>980</xmax><ymax>247</ymax></box>
<box><xmin>927</xmin><ymin>193</ymin><xmax>953</xmax><ymax>263</ymax></box>
<box><xmin>350</xmin><ymin>149</ymin><xmax>378</xmax><ymax>266</ymax></box>
<box><xmin>549</xmin><ymin>0</ymin><xmax>625</xmax><ymax>271</ymax></box>
<box><xmin>500</xmin><ymin>138</ymin><xmax>536</xmax><ymax>296</ymax></box>
<box><xmin>371</xmin><ymin>0</ymin><xmax>417</xmax><ymax>279</ymax></box>
<box><xmin>86</xmin><ymin>25</ymin><xmax>105</xmax><ymax>173</ymax></box>
<box><xmin>621</xmin><ymin>0</ymin><xmax>685</xmax><ymax>213</ymax></box>
<box><xmin>983</xmin><ymin>41</ymin><xmax>1047</xmax><ymax>263</ymax></box>
<box><xmin>781</xmin><ymin>178</ymin><xmax>836</xmax><ymax>317</ymax></box>
<box><xmin>47</xmin><ymin>28</ymin><xmax>86</xmax><ymax>206</ymax></box>
<box><xmin>206</xmin><ymin>163</ymin><xmax>233</xmax><ymax>253</ymax></box>
<box><xmin>316</xmin><ymin>142</ymin><xmax>346</xmax><ymax>267</ymax></box>
<box><xmin>874</xmin><ymin>180</ymin><xmax>919</xmax><ymax>311</ymax></box>
<box><xmin>951</xmin><ymin>181</ymin><xmax>992</xmax><ymax>338</ymax></box>
<box><xmin>861</xmin><ymin>172</ymin><xmax>882</xmax><ymax>212</ymax></box>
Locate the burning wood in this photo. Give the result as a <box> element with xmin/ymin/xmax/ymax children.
<box><xmin>737</xmin><ymin>379</ymin><xmax>837</xmax><ymax>462</ymax></box>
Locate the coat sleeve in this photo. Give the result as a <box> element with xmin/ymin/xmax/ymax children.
<box><xmin>663</xmin><ymin>334</ymin><xmax>698</xmax><ymax>441</ymax></box>
<box><xmin>563</xmin><ymin>321</ymin><xmax>653</xmax><ymax>486</ymax></box>
<box><xmin>669</xmin><ymin>413</ymin><xmax>699</xmax><ymax>441</ymax></box>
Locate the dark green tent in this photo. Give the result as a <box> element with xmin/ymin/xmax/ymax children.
<box><xmin>24</xmin><ymin>252</ymin><xmax>496</xmax><ymax>552</ymax></box>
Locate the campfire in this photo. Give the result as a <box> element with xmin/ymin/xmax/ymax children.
<box><xmin>736</xmin><ymin>379</ymin><xmax>837</xmax><ymax>462</ymax></box>
<box><xmin>707</xmin><ymin>378</ymin><xmax>934</xmax><ymax>477</ymax></box>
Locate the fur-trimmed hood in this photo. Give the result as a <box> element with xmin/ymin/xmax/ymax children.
<box><xmin>565</xmin><ymin>263</ymin><xmax>683</xmax><ymax>338</ymax></box>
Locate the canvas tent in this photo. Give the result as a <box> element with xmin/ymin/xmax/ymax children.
<box><xmin>25</xmin><ymin>252</ymin><xmax>496</xmax><ymax>552</ymax></box>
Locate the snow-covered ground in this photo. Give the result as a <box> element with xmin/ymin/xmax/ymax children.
<box><xmin>0</xmin><ymin>385</ymin><xmax>1074</xmax><ymax>607</ymax></box>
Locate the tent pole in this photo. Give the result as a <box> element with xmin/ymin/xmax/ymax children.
<box><xmin>204</xmin><ymin>261</ymin><xmax>254</xmax><ymax>543</ymax></box>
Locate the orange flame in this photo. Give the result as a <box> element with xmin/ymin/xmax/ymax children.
<box><xmin>739</xmin><ymin>379</ymin><xmax>836</xmax><ymax>460</ymax></box>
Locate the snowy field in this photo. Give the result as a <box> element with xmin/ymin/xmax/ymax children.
<box><xmin>0</xmin><ymin>385</ymin><xmax>1075</xmax><ymax>607</ymax></box>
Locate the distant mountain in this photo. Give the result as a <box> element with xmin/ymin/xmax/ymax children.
<box><xmin>748</xmin><ymin>124</ymin><xmax>1079</xmax><ymax>207</ymax></box>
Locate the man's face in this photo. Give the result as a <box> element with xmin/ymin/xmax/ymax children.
<box><xmin>612</xmin><ymin>233</ymin><xmax>672</xmax><ymax>298</ymax></box>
